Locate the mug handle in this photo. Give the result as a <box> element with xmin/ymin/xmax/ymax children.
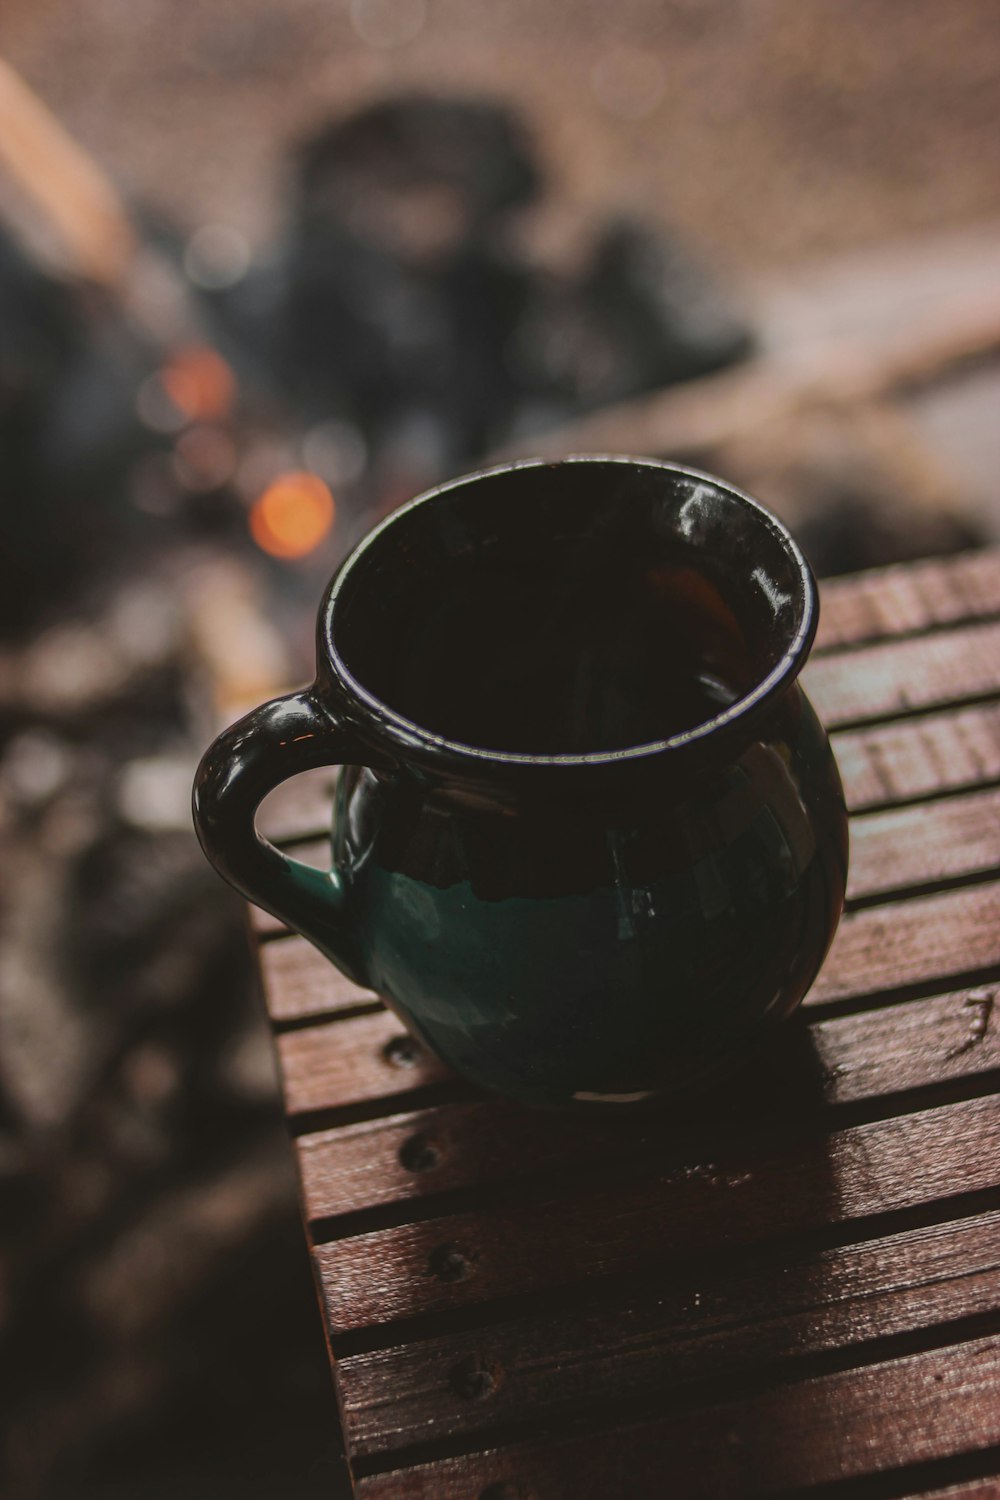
<box><xmin>192</xmin><ymin>688</ymin><xmax>369</xmax><ymax>986</ymax></box>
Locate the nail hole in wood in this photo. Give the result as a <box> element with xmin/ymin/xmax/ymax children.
<box><xmin>428</xmin><ymin>1242</ymin><xmax>473</xmax><ymax>1282</ymax></box>
<box><xmin>398</xmin><ymin>1133</ymin><xmax>441</xmax><ymax>1172</ymax></box>
<box><xmin>450</xmin><ymin>1353</ymin><xmax>503</xmax><ymax>1400</ymax></box>
<box><xmin>383</xmin><ymin>1034</ymin><xmax>421</xmax><ymax>1068</ymax></box>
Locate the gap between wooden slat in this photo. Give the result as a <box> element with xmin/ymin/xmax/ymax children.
<box><xmin>361</xmin><ymin>1446</ymin><xmax>1000</xmax><ymax>1500</ymax></box>
<box><xmin>312</xmin><ymin>1095</ymin><xmax>1000</xmax><ymax>1332</ymax></box>
<box><xmin>325</xmin><ymin>1185</ymin><xmax>1000</xmax><ymax>1364</ymax></box>
<box><xmin>353</xmin><ymin>1332</ymin><xmax>1000</xmax><ymax>1498</ymax></box>
<box><xmin>259</xmin><ymin>934</ymin><xmax>381</xmax><ymax>1022</ymax></box>
<box><xmin>336</xmin><ymin>1211</ymin><xmax>1000</xmax><ymax>1460</ymax></box>
<box><xmin>833</xmin><ymin>700</ymin><xmax>1000</xmax><ymax>816</ymax></box>
<box><xmin>803</xmin><ymin>619</ymin><xmax>1000</xmax><ymax>732</ymax></box>
<box><xmin>815</xmin><ymin>549</ymin><xmax>1000</xmax><ymax>655</ymax></box>
<box><xmin>276</xmin><ymin>960</ymin><xmax>1000</xmax><ymax>1128</ymax></box>
<box><xmin>904</xmin><ymin>1476</ymin><xmax>1000</xmax><ymax>1500</ymax></box>
<box><xmin>345</xmin><ymin>1313</ymin><xmax>1000</xmax><ymax>1480</ymax></box>
<box><xmin>293</xmin><ymin>984</ymin><xmax>1000</xmax><ymax>1226</ymax></box>
<box><xmin>809</xmin><ymin>880</ymin><xmax>1000</xmax><ymax>1009</ymax></box>
<box><xmin>349</xmin><ymin>1313</ymin><xmax>1000</xmax><ymax>1484</ymax></box>
<box><xmin>698</xmin><ymin>1449</ymin><xmax>1000</xmax><ymax>1500</ymax></box>
<box><xmin>847</xmin><ymin>784</ymin><xmax>1000</xmax><ymax>908</ymax></box>
<box><xmin>303</xmin><ymin>1069</ymin><xmax>1000</xmax><ymax>1249</ymax></box>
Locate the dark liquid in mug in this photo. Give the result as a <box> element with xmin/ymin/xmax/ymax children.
<box><xmin>385</xmin><ymin>544</ymin><xmax>753</xmax><ymax>755</ymax></box>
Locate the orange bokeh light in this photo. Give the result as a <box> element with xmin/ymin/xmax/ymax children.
<box><xmin>160</xmin><ymin>345</ymin><xmax>235</xmax><ymax>421</ymax></box>
<box><xmin>249</xmin><ymin>471</ymin><xmax>336</xmax><ymax>559</ymax></box>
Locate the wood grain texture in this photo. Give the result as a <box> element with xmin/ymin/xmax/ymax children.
<box><xmin>277</xmin><ymin>1013</ymin><xmax>450</xmax><ymax>1117</ymax></box>
<box><xmin>804</xmin><ymin>619</ymin><xmax>1000</xmax><ymax>731</ymax></box>
<box><xmin>808</xmin><ymin>880</ymin><xmax>1000</xmax><ymax>1008</ymax></box>
<box><xmin>338</xmin><ymin>1210</ymin><xmax>1000</xmax><ymax>1457</ymax></box>
<box><xmin>260</xmin><ymin>775</ymin><xmax>1000</xmax><ymax>936</ymax></box>
<box><xmin>314</xmin><ymin>1096</ymin><xmax>1000</xmax><ymax>1331</ymax></box>
<box><xmin>355</xmin><ymin>1332</ymin><xmax>1000</xmax><ymax>1499</ymax></box>
<box><xmin>833</xmin><ymin>702</ymin><xmax>1000</xmax><ymax>813</ymax></box>
<box><xmin>847</xmin><ymin>785</ymin><xmax>1000</xmax><ymax>903</ymax></box>
<box><xmin>261</xmin><ymin>936</ymin><xmax>379</xmax><ymax>1023</ymax></box>
<box><xmin>816</xmin><ymin>549</ymin><xmax>1000</xmax><ymax>653</ymax></box>
<box><xmin>295</xmin><ymin>986</ymin><xmax>1000</xmax><ymax>1223</ymax></box>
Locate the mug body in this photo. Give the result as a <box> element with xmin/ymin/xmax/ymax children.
<box><xmin>332</xmin><ymin>683</ymin><xmax>845</xmax><ymax>1106</ymax></box>
<box><xmin>316</xmin><ymin>458</ymin><xmax>849</xmax><ymax>1106</ymax></box>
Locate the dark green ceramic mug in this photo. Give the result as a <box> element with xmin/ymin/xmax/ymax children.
<box><xmin>193</xmin><ymin>457</ymin><xmax>848</xmax><ymax>1107</ymax></box>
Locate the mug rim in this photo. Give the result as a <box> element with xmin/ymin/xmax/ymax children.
<box><xmin>321</xmin><ymin>455</ymin><xmax>818</xmax><ymax>767</ymax></box>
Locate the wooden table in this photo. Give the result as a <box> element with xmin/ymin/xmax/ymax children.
<box><xmin>251</xmin><ymin>547</ymin><xmax>1000</xmax><ymax>1499</ymax></box>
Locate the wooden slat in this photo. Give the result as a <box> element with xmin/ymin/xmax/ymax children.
<box><xmin>833</xmin><ymin>702</ymin><xmax>1000</xmax><ymax>813</ymax></box>
<box><xmin>338</xmin><ymin>1210</ymin><xmax>1000</xmax><ymax>1457</ymax></box>
<box><xmin>296</xmin><ymin>986</ymin><xmax>1000</xmax><ymax>1222</ymax></box>
<box><xmin>809</xmin><ymin>880</ymin><xmax>1000</xmax><ymax>1008</ymax></box>
<box><xmin>804</xmin><ymin>619</ymin><xmax>1000</xmax><ymax>730</ymax></box>
<box><xmin>277</xmin><ymin>1013</ymin><xmax>450</xmax><ymax>1118</ymax></box>
<box><xmin>260</xmin><ymin>937</ymin><xmax>379</xmax><ymax>1023</ymax></box>
<box><xmin>847</xmin><ymin>785</ymin><xmax>1000</xmax><ymax>903</ymax></box>
<box><xmin>816</xmin><ymin>548</ymin><xmax>1000</xmax><ymax>652</ymax></box>
<box><xmin>314</xmin><ymin>1096</ymin><xmax>1000</xmax><ymax>1331</ymax></box>
<box><xmin>355</xmin><ymin>1333</ymin><xmax>1000</xmax><ymax>1498</ymax></box>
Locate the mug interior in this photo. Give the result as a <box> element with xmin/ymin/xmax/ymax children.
<box><xmin>329</xmin><ymin>459</ymin><xmax>812</xmax><ymax>758</ymax></box>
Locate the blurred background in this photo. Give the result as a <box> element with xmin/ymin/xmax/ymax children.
<box><xmin>0</xmin><ymin>2</ymin><xmax>998</xmax><ymax>1495</ymax></box>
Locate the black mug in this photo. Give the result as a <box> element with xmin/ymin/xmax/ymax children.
<box><xmin>194</xmin><ymin>457</ymin><xmax>848</xmax><ymax>1107</ymax></box>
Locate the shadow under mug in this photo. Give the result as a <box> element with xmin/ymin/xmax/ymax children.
<box><xmin>193</xmin><ymin>457</ymin><xmax>849</xmax><ymax>1108</ymax></box>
